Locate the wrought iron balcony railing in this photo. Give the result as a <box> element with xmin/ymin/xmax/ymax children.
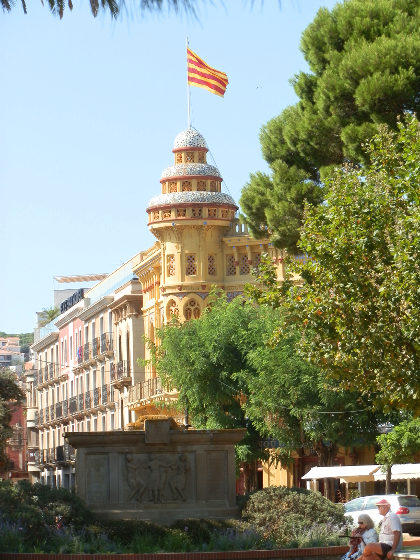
<box><xmin>83</xmin><ymin>342</ymin><xmax>91</xmax><ymax>362</ymax></box>
<box><xmin>100</xmin><ymin>332</ymin><xmax>113</xmax><ymax>354</ymax></box>
<box><xmin>92</xmin><ymin>337</ymin><xmax>100</xmax><ymax>357</ymax></box>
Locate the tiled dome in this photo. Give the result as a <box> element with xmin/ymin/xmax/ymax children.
<box><xmin>148</xmin><ymin>191</ymin><xmax>236</xmax><ymax>209</ymax></box>
<box><xmin>173</xmin><ymin>128</ymin><xmax>208</xmax><ymax>150</ymax></box>
<box><xmin>161</xmin><ymin>163</ymin><xmax>221</xmax><ymax>180</ymax></box>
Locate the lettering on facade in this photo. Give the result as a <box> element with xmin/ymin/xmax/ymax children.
<box><xmin>126</xmin><ymin>453</ymin><xmax>189</xmax><ymax>504</ymax></box>
<box><xmin>60</xmin><ymin>288</ymin><xmax>84</xmax><ymax>314</ymax></box>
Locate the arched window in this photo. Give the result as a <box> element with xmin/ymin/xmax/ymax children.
<box><xmin>166</xmin><ymin>300</ymin><xmax>179</xmax><ymax>321</ymax></box>
<box><xmin>184</xmin><ymin>299</ymin><xmax>201</xmax><ymax>320</ymax></box>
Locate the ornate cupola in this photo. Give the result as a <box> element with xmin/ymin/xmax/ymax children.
<box><xmin>146</xmin><ymin>128</ymin><xmax>238</xmax><ymax>322</ymax></box>
<box><xmin>147</xmin><ymin>128</ymin><xmax>237</xmax><ymax>229</ymax></box>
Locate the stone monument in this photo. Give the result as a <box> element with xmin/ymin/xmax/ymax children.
<box><xmin>65</xmin><ymin>418</ymin><xmax>245</xmax><ymax>524</ymax></box>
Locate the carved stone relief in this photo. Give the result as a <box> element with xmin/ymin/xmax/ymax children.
<box><xmin>125</xmin><ymin>453</ymin><xmax>190</xmax><ymax>504</ymax></box>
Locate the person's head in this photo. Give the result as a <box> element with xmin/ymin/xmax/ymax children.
<box><xmin>376</xmin><ymin>498</ymin><xmax>391</xmax><ymax>516</ymax></box>
<box><xmin>357</xmin><ymin>514</ymin><xmax>375</xmax><ymax>530</ymax></box>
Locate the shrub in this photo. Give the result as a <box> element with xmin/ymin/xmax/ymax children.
<box><xmin>242</xmin><ymin>485</ymin><xmax>349</xmax><ymax>547</ymax></box>
<box><xmin>170</xmin><ymin>518</ymin><xmax>236</xmax><ymax>545</ymax></box>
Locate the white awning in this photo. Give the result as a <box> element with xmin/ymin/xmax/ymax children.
<box><xmin>374</xmin><ymin>464</ymin><xmax>420</xmax><ymax>481</ymax></box>
<box><xmin>302</xmin><ymin>465</ymin><xmax>380</xmax><ymax>483</ymax></box>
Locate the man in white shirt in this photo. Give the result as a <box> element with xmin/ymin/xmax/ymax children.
<box><xmin>362</xmin><ymin>498</ymin><xmax>403</xmax><ymax>560</ymax></box>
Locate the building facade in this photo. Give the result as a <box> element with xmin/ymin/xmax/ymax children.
<box><xmin>28</xmin><ymin>128</ymin><xmax>283</xmax><ymax>488</ymax></box>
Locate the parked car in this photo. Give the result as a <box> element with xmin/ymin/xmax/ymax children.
<box><xmin>344</xmin><ymin>494</ymin><xmax>420</xmax><ymax>535</ymax></box>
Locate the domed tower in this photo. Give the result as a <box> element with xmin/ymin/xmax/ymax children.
<box><xmin>147</xmin><ymin>128</ymin><xmax>238</xmax><ymax>322</ymax></box>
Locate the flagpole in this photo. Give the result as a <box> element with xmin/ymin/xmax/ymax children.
<box><xmin>186</xmin><ymin>36</ymin><xmax>191</xmax><ymax>129</ymax></box>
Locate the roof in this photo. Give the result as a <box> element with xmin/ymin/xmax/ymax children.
<box><xmin>302</xmin><ymin>465</ymin><xmax>380</xmax><ymax>483</ymax></box>
<box><xmin>54</xmin><ymin>274</ymin><xmax>108</xmax><ymax>283</ymax></box>
<box><xmin>173</xmin><ymin>128</ymin><xmax>208</xmax><ymax>150</ymax></box>
<box><xmin>374</xmin><ymin>464</ymin><xmax>420</xmax><ymax>481</ymax></box>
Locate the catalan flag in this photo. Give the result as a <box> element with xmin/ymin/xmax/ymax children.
<box><xmin>187</xmin><ymin>47</ymin><xmax>229</xmax><ymax>97</ymax></box>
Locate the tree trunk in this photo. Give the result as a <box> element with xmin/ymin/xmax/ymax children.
<box><xmin>242</xmin><ymin>461</ymin><xmax>258</xmax><ymax>494</ymax></box>
<box><xmin>313</xmin><ymin>440</ymin><xmax>338</xmax><ymax>501</ymax></box>
<box><xmin>385</xmin><ymin>465</ymin><xmax>392</xmax><ymax>494</ymax></box>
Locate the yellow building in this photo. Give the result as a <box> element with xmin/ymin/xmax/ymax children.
<box><xmin>126</xmin><ymin>127</ymin><xmax>284</xmax><ymax>419</ymax></box>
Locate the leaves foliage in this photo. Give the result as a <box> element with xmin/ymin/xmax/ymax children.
<box><xmin>273</xmin><ymin>115</ymin><xmax>420</xmax><ymax>411</ymax></box>
<box><xmin>242</xmin><ymin>486</ymin><xmax>349</xmax><ymax>547</ymax></box>
<box><xmin>240</xmin><ymin>0</ymin><xmax>420</xmax><ymax>251</ymax></box>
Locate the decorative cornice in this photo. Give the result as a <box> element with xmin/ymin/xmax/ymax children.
<box><xmin>55</xmin><ymin>303</ymin><xmax>87</xmax><ymax>328</ymax></box>
<box><xmin>31</xmin><ymin>331</ymin><xmax>59</xmax><ymax>352</ymax></box>
<box><xmin>78</xmin><ymin>296</ymin><xmax>114</xmax><ymax>321</ymax></box>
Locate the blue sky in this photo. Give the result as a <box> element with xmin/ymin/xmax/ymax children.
<box><xmin>1</xmin><ymin>0</ymin><xmax>338</xmax><ymax>333</ymax></box>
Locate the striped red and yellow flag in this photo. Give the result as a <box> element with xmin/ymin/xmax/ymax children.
<box><xmin>187</xmin><ymin>47</ymin><xmax>229</xmax><ymax>97</ymax></box>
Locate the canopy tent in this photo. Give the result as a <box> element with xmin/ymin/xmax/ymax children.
<box><xmin>302</xmin><ymin>465</ymin><xmax>380</xmax><ymax>483</ymax></box>
<box><xmin>373</xmin><ymin>464</ymin><xmax>420</xmax><ymax>481</ymax></box>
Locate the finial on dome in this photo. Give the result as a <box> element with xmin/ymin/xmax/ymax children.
<box><xmin>173</xmin><ymin>128</ymin><xmax>208</xmax><ymax>151</ymax></box>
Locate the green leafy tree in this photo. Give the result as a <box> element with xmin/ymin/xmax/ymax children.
<box><xmin>376</xmin><ymin>418</ymin><xmax>420</xmax><ymax>493</ymax></box>
<box><xmin>38</xmin><ymin>306</ymin><xmax>60</xmax><ymax>327</ymax></box>
<box><xmin>240</xmin><ymin>0</ymin><xmax>420</xmax><ymax>251</ymax></box>
<box><xmin>1</xmin><ymin>0</ymin><xmax>197</xmax><ymax>19</ymax></box>
<box><xmin>275</xmin><ymin>115</ymin><xmax>420</xmax><ymax>411</ymax></box>
<box><xmin>152</xmin><ymin>293</ymin><xmax>395</xmax><ymax>497</ymax></box>
<box><xmin>0</xmin><ymin>369</ymin><xmax>25</xmax><ymax>470</ymax></box>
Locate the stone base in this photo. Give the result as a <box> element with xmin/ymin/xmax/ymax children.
<box><xmin>65</xmin><ymin>422</ymin><xmax>245</xmax><ymax>524</ymax></box>
<box><xmin>92</xmin><ymin>504</ymin><xmax>241</xmax><ymax>525</ymax></box>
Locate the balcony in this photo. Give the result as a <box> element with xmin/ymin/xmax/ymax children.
<box><xmin>39</xmin><ymin>410</ymin><xmax>44</xmax><ymax>425</ymax></box>
<box><xmin>45</xmin><ymin>407</ymin><xmax>49</xmax><ymax>423</ymax></box>
<box><xmin>27</xmin><ymin>448</ymin><xmax>39</xmax><ymax>464</ymax></box>
<box><xmin>85</xmin><ymin>390</ymin><xmax>91</xmax><ymax>409</ymax></box>
<box><xmin>77</xmin><ymin>346</ymin><xmax>83</xmax><ymax>365</ymax></box>
<box><xmin>69</xmin><ymin>396</ymin><xmax>78</xmax><ymax>414</ymax></box>
<box><xmin>92</xmin><ymin>337</ymin><xmax>100</xmax><ymax>358</ymax></box>
<box><xmin>55</xmin><ymin>401</ymin><xmax>63</xmax><ymax>419</ymax></box>
<box><xmin>99</xmin><ymin>333</ymin><xmax>113</xmax><ymax>357</ymax></box>
<box><xmin>83</xmin><ymin>342</ymin><xmax>91</xmax><ymax>363</ymax></box>
<box><xmin>48</xmin><ymin>363</ymin><xmax>54</xmax><ymax>380</ymax></box>
<box><xmin>110</xmin><ymin>361</ymin><xmax>132</xmax><ymax>389</ymax></box>
<box><xmin>49</xmin><ymin>404</ymin><xmax>55</xmax><ymax>422</ymax></box>
<box><xmin>127</xmin><ymin>377</ymin><xmax>167</xmax><ymax>405</ymax></box>
<box><xmin>64</xmin><ymin>442</ymin><xmax>75</xmax><ymax>462</ymax></box>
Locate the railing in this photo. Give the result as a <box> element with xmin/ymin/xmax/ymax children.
<box><xmin>37</xmin><ymin>369</ymin><xmax>44</xmax><ymax>384</ymax></box>
<box><xmin>78</xmin><ymin>393</ymin><xmax>84</xmax><ymax>410</ymax></box>
<box><xmin>45</xmin><ymin>407</ymin><xmax>49</xmax><ymax>422</ymax></box>
<box><xmin>69</xmin><ymin>396</ymin><xmax>77</xmax><ymax>414</ymax></box>
<box><xmin>39</xmin><ymin>410</ymin><xmax>44</xmax><ymax>424</ymax></box>
<box><xmin>100</xmin><ymin>332</ymin><xmax>113</xmax><ymax>354</ymax></box>
<box><xmin>63</xmin><ymin>399</ymin><xmax>68</xmax><ymax>416</ymax></box>
<box><xmin>93</xmin><ymin>387</ymin><xmax>100</xmax><ymax>407</ymax></box>
<box><xmin>48</xmin><ymin>363</ymin><xmax>54</xmax><ymax>379</ymax></box>
<box><xmin>77</xmin><ymin>346</ymin><xmax>83</xmax><ymax>364</ymax></box>
<box><xmin>83</xmin><ymin>342</ymin><xmax>91</xmax><ymax>362</ymax></box>
<box><xmin>92</xmin><ymin>337</ymin><xmax>100</xmax><ymax>357</ymax></box>
<box><xmin>128</xmin><ymin>377</ymin><xmax>163</xmax><ymax>403</ymax></box>
<box><xmin>34</xmin><ymin>410</ymin><xmax>39</xmax><ymax>424</ymax></box>
<box><xmin>85</xmin><ymin>390</ymin><xmax>91</xmax><ymax>408</ymax></box>
<box><xmin>28</xmin><ymin>449</ymin><xmax>39</xmax><ymax>464</ymax></box>
<box><xmin>55</xmin><ymin>401</ymin><xmax>62</xmax><ymax>418</ymax></box>
<box><xmin>64</xmin><ymin>442</ymin><xmax>75</xmax><ymax>461</ymax></box>
<box><xmin>101</xmin><ymin>385</ymin><xmax>108</xmax><ymax>405</ymax></box>
<box><xmin>50</xmin><ymin>404</ymin><xmax>54</xmax><ymax>421</ymax></box>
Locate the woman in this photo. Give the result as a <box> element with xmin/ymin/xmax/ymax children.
<box><xmin>342</xmin><ymin>514</ymin><xmax>378</xmax><ymax>560</ymax></box>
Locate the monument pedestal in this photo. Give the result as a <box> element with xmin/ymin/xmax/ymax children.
<box><xmin>65</xmin><ymin>419</ymin><xmax>245</xmax><ymax>524</ymax></box>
